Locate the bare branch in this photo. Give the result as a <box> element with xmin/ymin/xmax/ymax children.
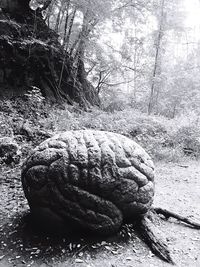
<box><xmin>101</xmin><ymin>79</ymin><xmax>134</xmax><ymax>87</ymax></box>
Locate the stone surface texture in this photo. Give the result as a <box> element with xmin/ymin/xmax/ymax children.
<box><xmin>21</xmin><ymin>130</ymin><xmax>155</xmax><ymax>234</ymax></box>
<box><xmin>0</xmin><ymin>136</ymin><xmax>20</xmax><ymax>164</ymax></box>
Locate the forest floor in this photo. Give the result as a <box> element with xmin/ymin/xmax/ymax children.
<box><xmin>0</xmin><ymin>160</ymin><xmax>200</xmax><ymax>267</ymax></box>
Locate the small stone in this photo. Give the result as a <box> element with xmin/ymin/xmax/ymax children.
<box><xmin>78</xmin><ymin>252</ymin><xmax>83</xmax><ymax>257</ymax></box>
<box><xmin>75</xmin><ymin>259</ymin><xmax>84</xmax><ymax>263</ymax></box>
<box><xmin>105</xmin><ymin>246</ymin><xmax>111</xmax><ymax>250</ymax></box>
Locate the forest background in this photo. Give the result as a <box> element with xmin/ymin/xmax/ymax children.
<box><xmin>1</xmin><ymin>0</ymin><xmax>200</xmax><ymax>162</ymax></box>
<box><xmin>0</xmin><ymin>1</ymin><xmax>200</xmax><ymax>266</ymax></box>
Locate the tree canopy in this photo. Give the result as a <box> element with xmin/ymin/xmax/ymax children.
<box><xmin>1</xmin><ymin>0</ymin><xmax>199</xmax><ymax>116</ymax></box>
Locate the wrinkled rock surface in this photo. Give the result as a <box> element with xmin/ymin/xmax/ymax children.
<box><xmin>0</xmin><ymin>136</ymin><xmax>20</xmax><ymax>164</ymax></box>
<box><xmin>21</xmin><ymin>130</ymin><xmax>155</xmax><ymax>234</ymax></box>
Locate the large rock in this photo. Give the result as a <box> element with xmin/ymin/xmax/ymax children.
<box><xmin>0</xmin><ymin>137</ymin><xmax>20</xmax><ymax>164</ymax></box>
<box><xmin>21</xmin><ymin>130</ymin><xmax>154</xmax><ymax>235</ymax></box>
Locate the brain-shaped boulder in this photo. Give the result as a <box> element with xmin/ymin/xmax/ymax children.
<box><xmin>21</xmin><ymin>130</ymin><xmax>155</xmax><ymax>235</ymax></box>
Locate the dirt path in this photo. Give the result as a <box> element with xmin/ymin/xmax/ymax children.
<box><xmin>0</xmin><ymin>161</ymin><xmax>200</xmax><ymax>267</ymax></box>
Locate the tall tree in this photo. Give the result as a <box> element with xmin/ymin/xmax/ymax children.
<box><xmin>148</xmin><ymin>0</ymin><xmax>165</xmax><ymax>115</ymax></box>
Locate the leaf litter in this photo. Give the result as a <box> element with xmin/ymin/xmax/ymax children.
<box><xmin>0</xmin><ymin>162</ymin><xmax>200</xmax><ymax>266</ymax></box>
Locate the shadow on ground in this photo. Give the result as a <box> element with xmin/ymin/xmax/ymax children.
<box><xmin>0</xmin><ymin>209</ymin><xmax>144</xmax><ymax>266</ymax></box>
<box><xmin>0</xmin><ymin>162</ymin><xmax>200</xmax><ymax>267</ymax></box>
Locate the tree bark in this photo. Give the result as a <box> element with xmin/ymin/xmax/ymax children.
<box><xmin>148</xmin><ymin>0</ymin><xmax>165</xmax><ymax>115</ymax></box>
<box><xmin>54</xmin><ymin>0</ymin><xmax>65</xmax><ymax>33</ymax></box>
<box><xmin>64</xmin><ymin>7</ymin><xmax>77</xmax><ymax>51</ymax></box>
<box><xmin>62</xmin><ymin>0</ymin><xmax>71</xmax><ymax>48</ymax></box>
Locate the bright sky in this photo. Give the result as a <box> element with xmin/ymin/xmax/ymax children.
<box><xmin>177</xmin><ymin>0</ymin><xmax>200</xmax><ymax>58</ymax></box>
<box><xmin>184</xmin><ymin>0</ymin><xmax>200</xmax><ymax>28</ymax></box>
<box><xmin>97</xmin><ymin>0</ymin><xmax>200</xmax><ymax>63</ymax></box>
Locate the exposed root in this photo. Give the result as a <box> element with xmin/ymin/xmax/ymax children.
<box><xmin>135</xmin><ymin>214</ymin><xmax>174</xmax><ymax>264</ymax></box>
<box><xmin>154</xmin><ymin>207</ymin><xmax>200</xmax><ymax>229</ymax></box>
<box><xmin>135</xmin><ymin>207</ymin><xmax>200</xmax><ymax>264</ymax></box>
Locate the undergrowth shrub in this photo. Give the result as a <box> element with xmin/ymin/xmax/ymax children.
<box><xmin>41</xmin><ymin>106</ymin><xmax>199</xmax><ymax>161</ymax></box>
<box><xmin>0</xmin><ymin>89</ymin><xmax>52</xmax><ymax>159</ymax></box>
<box><xmin>168</xmin><ymin>113</ymin><xmax>200</xmax><ymax>158</ymax></box>
<box><xmin>0</xmin><ymin>96</ymin><xmax>199</xmax><ymax>162</ymax></box>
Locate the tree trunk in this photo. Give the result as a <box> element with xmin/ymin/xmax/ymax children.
<box><xmin>54</xmin><ymin>0</ymin><xmax>65</xmax><ymax>33</ymax></box>
<box><xmin>148</xmin><ymin>0</ymin><xmax>165</xmax><ymax>115</ymax></box>
<box><xmin>64</xmin><ymin>7</ymin><xmax>77</xmax><ymax>51</ymax></box>
<box><xmin>74</xmin><ymin>8</ymin><xmax>97</xmax><ymax>91</ymax></box>
<box><xmin>62</xmin><ymin>0</ymin><xmax>71</xmax><ymax>48</ymax></box>
<box><xmin>132</xmin><ymin>21</ymin><xmax>138</xmax><ymax>104</ymax></box>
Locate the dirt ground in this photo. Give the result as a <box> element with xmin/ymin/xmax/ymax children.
<box><xmin>0</xmin><ymin>161</ymin><xmax>200</xmax><ymax>267</ymax></box>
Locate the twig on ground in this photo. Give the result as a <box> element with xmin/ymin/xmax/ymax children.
<box><xmin>154</xmin><ymin>207</ymin><xmax>200</xmax><ymax>229</ymax></box>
